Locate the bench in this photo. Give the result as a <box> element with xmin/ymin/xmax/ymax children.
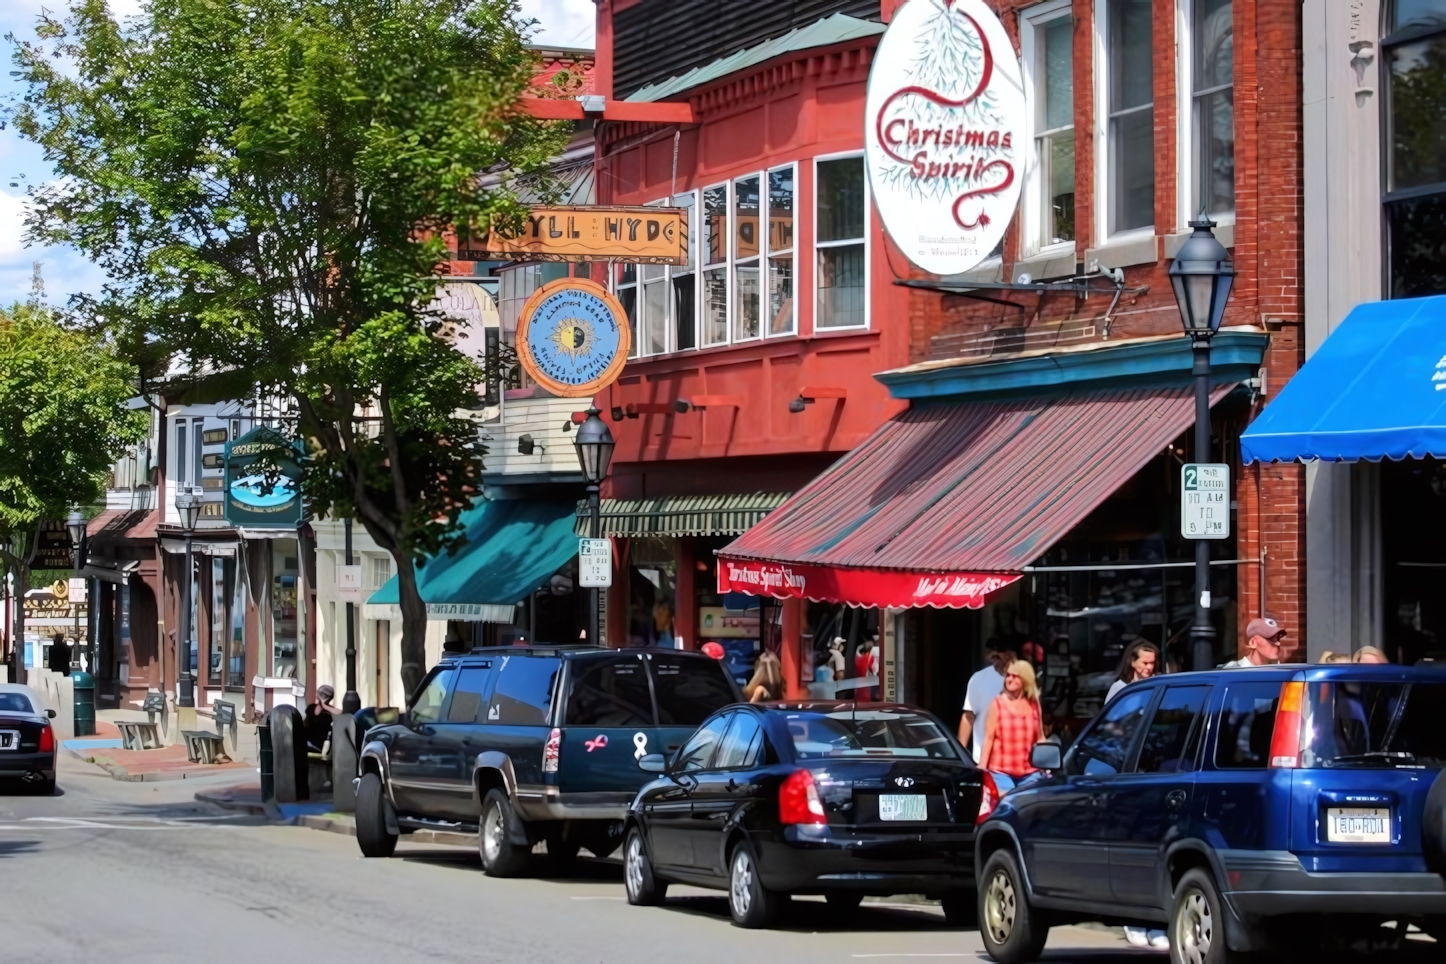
<box><xmin>115</xmin><ymin>720</ymin><xmax>163</xmax><ymax>751</ymax></box>
<box><xmin>182</xmin><ymin>730</ymin><xmax>227</xmax><ymax>765</ymax></box>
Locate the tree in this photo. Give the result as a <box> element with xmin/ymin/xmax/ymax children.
<box><xmin>0</xmin><ymin>303</ymin><xmax>149</xmax><ymax>666</ymax></box>
<box><xmin>9</xmin><ymin>0</ymin><xmax>568</xmax><ymax>694</ymax></box>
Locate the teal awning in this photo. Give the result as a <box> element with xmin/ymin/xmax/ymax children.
<box><xmin>368</xmin><ymin>499</ymin><xmax>578</xmax><ymax>619</ymax></box>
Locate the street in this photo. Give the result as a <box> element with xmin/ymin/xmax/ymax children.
<box><xmin>0</xmin><ymin>756</ymin><xmax>1156</xmax><ymax>964</ymax></box>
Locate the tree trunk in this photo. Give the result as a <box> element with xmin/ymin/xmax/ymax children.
<box><xmin>393</xmin><ymin>552</ymin><xmax>427</xmax><ymax>699</ymax></box>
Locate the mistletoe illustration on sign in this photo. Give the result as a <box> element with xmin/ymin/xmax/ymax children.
<box><xmin>865</xmin><ymin>0</ymin><xmax>1025</xmax><ymax>274</ymax></box>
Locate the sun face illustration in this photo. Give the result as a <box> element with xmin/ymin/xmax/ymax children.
<box><xmin>549</xmin><ymin>315</ymin><xmax>595</xmax><ymax>365</ymax></box>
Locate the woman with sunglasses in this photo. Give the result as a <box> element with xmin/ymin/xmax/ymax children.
<box><xmin>978</xmin><ymin>661</ymin><xmax>1045</xmax><ymax>778</ymax></box>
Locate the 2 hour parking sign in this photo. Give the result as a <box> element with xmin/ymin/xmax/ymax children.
<box><xmin>1181</xmin><ymin>463</ymin><xmax>1230</xmax><ymax>539</ymax></box>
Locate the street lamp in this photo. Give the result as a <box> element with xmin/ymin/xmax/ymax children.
<box><xmin>1169</xmin><ymin>217</ymin><xmax>1236</xmax><ymax>672</ymax></box>
<box><xmin>573</xmin><ymin>407</ymin><xmax>615</xmax><ymax>646</ymax></box>
<box><xmin>342</xmin><ymin>515</ymin><xmax>360</xmax><ymax>714</ymax></box>
<box><xmin>65</xmin><ymin>507</ymin><xmax>87</xmax><ymax>570</ymax></box>
<box><xmin>174</xmin><ymin>488</ymin><xmax>202</xmax><ymax>708</ymax></box>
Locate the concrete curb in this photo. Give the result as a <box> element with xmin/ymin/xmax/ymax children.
<box><xmin>194</xmin><ymin>787</ymin><xmax>271</xmax><ymax>817</ymax></box>
<box><xmin>294</xmin><ymin>812</ymin><xmax>475</xmax><ymax>848</ymax></box>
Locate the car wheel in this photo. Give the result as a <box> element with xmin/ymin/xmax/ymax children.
<box><xmin>941</xmin><ymin>889</ymin><xmax>978</xmax><ymax>928</ymax></box>
<box><xmin>354</xmin><ymin>771</ymin><xmax>398</xmax><ymax>858</ymax></box>
<box><xmin>479</xmin><ymin>788</ymin><xmax>530</xmax><ymax>878</ymax></box>
<box><xmin>1171</xmin><ymin>868</ymin><xmax>1245</xmax><ymax>964</ymax></box>
<box><xmin>623</xmin><ymin>826</ymin><xmax>668</xmax><ymax>906</ymax></box>
<box><xmin>728</xmin><ymin>843</ymin><xmax>785</xmax><ymax>928</ymax></box>
<box><xmin>979</xmin><ymin>849</ymin><xmax>1048</xmax><ymax>963</ymax></box>
<box><xmin>824</xmin><ymin>892</ymin><xmax>864</xmax><ymax>914</ymax></box>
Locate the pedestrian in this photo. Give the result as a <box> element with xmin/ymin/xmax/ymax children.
<box><xmin>304</xmin><ymin>684</ymin><xmax>340</xmax><ymax>753</ymax></box>
<box><xmin>1223</xmin><ymin>617</ymin><xmax>1286</xmax><ymax>667</ymax></box>
<box><xmin>854</xmin><ymin>637</ymin><xmax>880</xmax><ymax>700</ymax></box>
<box><xmin>959</xmin><ymin>639</ymin><xmax>1016</xmax><ymax>764</ymax></box>
<box><xmin>1107</xmin><ymin>640</ymin><xmax>1160</xmax><ymax>703</ymax></box>
<box><xmin>744</xmin><ymin>650</ymin><xmax>785</xmax><ymax>703</ymax></box>
<box><xmin>979</xmin><ymin>661</ymin><xmax>1044</xmax><ymax>778</ymax></box>
<box><xmin>827</xmin><ymin>637</ymin><xmax>847</xmax><ymax>677</ymax></box>
<box><xmin>1352</xmin><ymin>645</ymin><xmax>1390</xmax><ymax>664</ymax></box>
<box><xmin>1319</xmin><ymin>650</ymin><xmax>1346</xmax><ymax>664</ymax></box>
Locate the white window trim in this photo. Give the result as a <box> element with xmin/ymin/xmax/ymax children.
<box><xmin>764</xmin><ymin>162</ymin><xmax>798</xmax><ymax>338</ymax></box>
<box><xmin>1094</xmin><ymin>0</ymin><xmax>1158</xmax><ymax>243</ymax></box>
<box><xmin>700</xmin><ymin>179</ymin><xmax>730</xmax><ymax>349</ymax></box>
<box><xmin>1019</xmin><ymin>0</ymin><xmax>1077</xmax><ymax>261</ymax></box>
<box><xmin>812</xmin><ymin>149</ymin><xmax>871</xmax><ymax>333</ymax></box>
<box><xmin>731</xmin><ymin>171</ymin><xmax>763</xmax><ymax>345</ymax></box>
<box><xmin>1176</xmin><ymin>0</ymin><xmax>1236</xmax><ymax>229</ymax></box>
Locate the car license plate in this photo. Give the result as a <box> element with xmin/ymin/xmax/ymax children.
<box><xmin>878</xmin><ymin>794</ymin><xmax>927</xmax><ymax>821</ymax></box>
<box><xmin>1327</xmin><ymin>807</ymin><xmax>1391</xmax><ymax>843</ymax></box>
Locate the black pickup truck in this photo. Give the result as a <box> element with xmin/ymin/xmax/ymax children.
<box><xmin>355</xmin><ymin>645</ymin><xmax>743</xmax><ymax>875</ymax></box>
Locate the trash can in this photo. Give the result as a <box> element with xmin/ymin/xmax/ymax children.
<box><xmin>71</xmin><ymin>671</ymin><xmax>96</xmax><ymax>737</ymax></box>
<box><xmin>258</xmin><ymin>720</ymin><xmax>273</xmax><ymax>802</ymax></box>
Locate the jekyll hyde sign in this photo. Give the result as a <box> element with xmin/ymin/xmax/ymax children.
<box><xmin>865</xmin><ymin>0</ymin><xmax>1025</xmax><ymax>275</ymax></box>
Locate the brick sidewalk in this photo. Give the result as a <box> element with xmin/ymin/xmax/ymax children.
<box><xmin>68</xmin><ymin>740</ymin><xmax>252</xmax><ymax>782</ymax></box>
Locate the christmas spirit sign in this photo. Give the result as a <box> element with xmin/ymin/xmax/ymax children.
<box><xmin>865</xmin><ymin>0</ymin><xmax>1026</xmax><ymax>275</ymax></box>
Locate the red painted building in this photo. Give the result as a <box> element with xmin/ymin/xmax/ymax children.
<box><xmin>582</xmin><ymin>0</ymin><xmax>1304</xmax><ymax>729</ymax></box>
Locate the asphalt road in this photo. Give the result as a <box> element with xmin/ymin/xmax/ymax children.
<box><xmin>0</xmin><ymin>755</ymin><xmax>1159</xmax><ymax>964</ymax></box>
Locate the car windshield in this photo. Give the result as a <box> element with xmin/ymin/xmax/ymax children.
<box><xmin>1304</xmin><ymin>681</ymin><xmax>1446</xmax><ymax>768</ymax></box>
<box><xmin>0</xmin><ymin>693</ymin><xmax>33</xmax><ymax>713</ymax></box>
<box><xmin>783</xmin><ymin>709</ymin><xmax>959</xmax><ymax>760</ymax></box>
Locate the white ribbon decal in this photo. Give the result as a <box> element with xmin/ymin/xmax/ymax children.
<box><xmin>633</xmin><ymin>732</ymin><xmax>648</xmax><ymax>761</ymax></box>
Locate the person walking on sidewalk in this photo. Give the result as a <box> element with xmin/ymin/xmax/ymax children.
<box><xmin>979</xmin><ymin>661</ymin><xmax>1044</xmax><ymax>779</ymax></box>
<box><xmin>958</xmin><ymin>639</ymin><xmax>1016</xmax><ymax>764</ymax></box>
<box><xmin>1107</xmin><ymin>640</ymin><xmax>1160</xmax><ymax>703</ymax></box>
<box><xmin>1223</xmin><ymin>617</ymin><xmax>1286</xmax><ymax>667</ymax></box>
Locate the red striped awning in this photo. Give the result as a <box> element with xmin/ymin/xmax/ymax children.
<box><xmin>718</xmin><ymin>385</ymin><xmax>1228</xmax><ymax>609</ymax></box>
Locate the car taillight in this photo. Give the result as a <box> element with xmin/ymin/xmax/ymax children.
<box><xmin>542</xmin><ymin>727</ymin><xmax>561</xmax><ymax>773</ymax></box>
<box><xmin>1269</xmin><ymin>680</ymin><xmax>1306</xmax><ymax>768</ymax></box>
<box><xmin>778</xmin><ymin>768</ymin><xmax>827</xmax><ymax>826</ymax></box>
<box><xmin>38</xmin><ymin>725</ymin><xmax>54</xmax><ymax>753</ymax></box>
<box><xmin>977</xmin><ymin>771</ymin><xmax>1000</xmax><ymax>825</ymax></box>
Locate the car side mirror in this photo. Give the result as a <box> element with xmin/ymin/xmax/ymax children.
<box><xmin>1030</xmin><ymin>742</ymin><xmax>1062</xmax><ymax>771</ymax></box>
<box><xmin>638</xmin><ymin>753</ymin><xmax>665</xmax><ymax>773</ymax></box>
<box><xmin>47</xmin><ymin>709</ymin><xmax>57</xmax><ymax>719</ymax></box>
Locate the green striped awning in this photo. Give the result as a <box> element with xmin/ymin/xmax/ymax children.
<box><xmin>575</xmin><ymin>493</ymin><xmax>790</xmax><ymax>538</ymax></box>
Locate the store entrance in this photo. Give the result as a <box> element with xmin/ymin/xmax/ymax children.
<box><xmin>1382</xmin><ymin>457</ymin><xmax>1446</xmax><ymax>663</ymax></box>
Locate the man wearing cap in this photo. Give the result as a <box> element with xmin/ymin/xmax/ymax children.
<box><xmin>303</xmin><ymin>684</ymin><xmax>340</xmax><ymax>753</ymax></box>
<box><xmin>1223</xmin><ymin>617</ymin><xmax>1286</xmax><ymax>667</ymax></box>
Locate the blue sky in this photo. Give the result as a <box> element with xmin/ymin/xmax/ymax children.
<box><xmin>0</xmin><ymin>0</ymin><xmax>597</xmax><ymax>308</ymax></box>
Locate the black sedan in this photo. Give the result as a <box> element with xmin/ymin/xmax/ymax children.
<box><xmin>0</xmin><ymin>684</ymin><xmax>58</xmax><ymax>794</ymax></box>
<box><xmin>623</xmin><ymin>701</ymin><xmax>985</xmax><ymax>928</ymax></box>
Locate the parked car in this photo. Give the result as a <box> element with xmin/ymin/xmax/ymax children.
<box><xmin>354</xmin><ymin>645</ymin><xmax>742</xmax><ymax>875</ymax></box>
<box><xmin>0</xmin><ymin>683</ymin><xmax>58</xmax><ymax>794</ymax></box>
<box><xmin>622</xmin><ymin>701</ymin><xmax>986</xmax><ymax>928</ymax></box>
<box><xmin>975</xmin><ymin>664</ymin><xmax>1446</xmax><ymax>964</ymax></box>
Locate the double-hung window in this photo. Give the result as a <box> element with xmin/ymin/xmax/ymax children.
<box><xmin>702</xmin><ymin>184</ymin><xmax>729</xmax><ymax>346</ymax></box>
<box><xmin>1028</xmin><ymin>7</ymin><xmax>1076</xmax><ymax>248</ymax></box>
<box><xmin>767</xmin><ymin>167</ymin><xmax>796</xmax><ymax>335</ymax></box>
<box><xmin>815</xmin><ymin>155</ymin><xmax>867</xmax><ymax>329</ymax></box>
<box><xmin>1106</xmin><ymin>0</ymin><xmax>1155</xmax><ymax>234</ymax></box>
<box><xmin>1383</xmin><ymin>0</ymin><xmax>1446</xmax><ymax>297</ymax></box>
<box><xmin>1191</xmin><ymin>0</ymin><xmax>1234</xmax><ymax>217</ymax></box>
<box><xmin>615</xmin><ymin>193</ymin><xmax>699</xmax><ymax>356</ymax></box>
<box><xmin>733</xmin><ymin>174</ymin><xmax>762</xmax><ymax>341</ymax></box>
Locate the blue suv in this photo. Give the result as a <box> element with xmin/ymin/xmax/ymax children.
<box><xmin>975</xmin><ymin>664</ymin><xmax>1446</xmax><ymax>964</ymax></box>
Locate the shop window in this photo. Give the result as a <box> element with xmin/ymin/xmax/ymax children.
<box><xmin>208</xmin><ymin>557</ymin><xmax>225</xmax><ymax>688</ymax></box>
<box><xmin>767</xmin><ymin>167</ymin><xmax>796</xmax><ymax>336</ymax></box>
<box><xmin>1190</xmin><ymin>0</ymin><xmax>1235</xmax><ymax>217</ymax></box>
<box><xmin>228</xmin><ymin>555</ymin><xmax>246</xmax><ymax>689</ymax></box>
<box><xmin>1384</xmin><ymin>0</ymin><xmax>1446</xmax><ymax>297</ymax></box>
<box><xmin>733</xmin><ymin>174</ymin><xmax>762</xmax><ymax>341</ymax></box>
<box><xmin>815</xmin><ymin>155</ymin><xmax>867</xmax><ymax>329</ymax></box>
<box><xmin>1105</xmin><ymin>0</ymin><xmax>1155</xmax><ymax>234</ymax></box>
<box><xmin>702</xmin><ymin>184</ymin><xmax>729</xmax><ymax>346</ymax></box>
<box><xmin>1026</xmin><ymin>5</ymin><xmax>1076</xmax><ymax>250</ymax></box>
<box><xmin>271</xmin><ymin>539</ymin><xmax>300</xmax><ymax>680</ymax></box>
<box><xmin>615</xmin><ymin>193</ymin><xmax>700</xmax><ymax>356</ymax></box>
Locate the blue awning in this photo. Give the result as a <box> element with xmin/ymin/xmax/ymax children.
<box><xmin>1241</xmin><ymin>296</ymin><xmax>1446</xmax><ymax>463</ymax></box>
<box><xmin>368</xmin><ymin>499</ymin><xmax>578</xmax><ymax>619</ymax></box>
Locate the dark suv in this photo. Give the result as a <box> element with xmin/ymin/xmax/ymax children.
<box><xmin>975</xmin><ymin>664</ymin><xmax>1446</xmax><ymax>964</ymax></box>
<box><xmin>355</xmin><ymin>645</ymin><xmax>742</xmax><ymax>875</ymax></box>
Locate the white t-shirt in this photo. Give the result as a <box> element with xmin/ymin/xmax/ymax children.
<box><xmin>1106</xmin><ymin>679</ymin><xmax>1128</xmax><ymax>703</ymax></box>
<box><xmin>963</xmin><ymin>665</ymin><xmax>1006</xmax><ymax>763</ymax></box>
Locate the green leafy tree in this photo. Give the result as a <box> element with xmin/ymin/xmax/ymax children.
<box><xmin>0</xmin><ymin>304</ymin><xmax>149</xmax><ymax>661</ymax></box>
<box><xmin>9</xmin><ymin>0</ymin><xmax>568</xmax><ymax>694</ymax></box>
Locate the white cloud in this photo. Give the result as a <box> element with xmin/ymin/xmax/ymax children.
<box><xmin>518</xmin><ymin>0</ymin><xmax>596</xmax><ymax>48</ymax></box>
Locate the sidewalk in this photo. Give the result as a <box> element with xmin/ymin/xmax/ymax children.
<box><xmin>66</xmin><ymin>725</ymin><xmax>253</xmax><ymax>782</ymax></box>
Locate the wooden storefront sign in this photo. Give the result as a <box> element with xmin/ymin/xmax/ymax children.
<box><xmin>458</xmin><ymin>205</ymin><xmax>689</xmax><ymax>265</ymax></box>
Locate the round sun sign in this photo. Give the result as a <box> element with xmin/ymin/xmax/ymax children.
<box><xmin>865</xmin><ymin>0</ymin><xmax>1026</xmax><ymax>276</ymax></box>
<box><xmin>515</xmin><ymin>278</ymin><xmax>632</xmax><ymax>398</ymax></box>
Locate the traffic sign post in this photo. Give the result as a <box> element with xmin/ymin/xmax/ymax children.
<box><xmin>1181</xmin><ymin>463</ymin><xmax>1230</xmax><ymax>539</ymax></box>
<box><xmin>579</xmin><ymin>538</ymin><xmax>612</xmax><ymax>588</ymax></box>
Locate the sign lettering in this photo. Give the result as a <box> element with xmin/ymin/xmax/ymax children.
<box><xmin>456</xmin><ymin>205</ymin><xmax>689</xmax><ymax>265</ymax></box>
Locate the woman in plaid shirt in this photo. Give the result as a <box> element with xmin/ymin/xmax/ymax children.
<box><xmin>978</xmin><ymin>661</ymin><xmax>1044</xmax><ymax>778</ymax></box>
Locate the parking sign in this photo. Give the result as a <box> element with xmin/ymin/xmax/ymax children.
<box><xmin>1181</xmin><ymin>463</ymin><xmax>1230</xmax><ymax>539</ymax></box>
<box><xmin>579</xmin><ymin>538</ymin><xmax>612</xmax><ymax>587</ymax></box>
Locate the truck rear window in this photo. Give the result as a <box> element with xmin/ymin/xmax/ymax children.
<box><xmin>650</xmin><ymin>655</ymin><xmax>740</xmax><ymax>726</ymax></box>
<box><xmin>565</xmin><ymin>655</ymin><xmax>652</xmax><ymax>727</ymax></box>
<box><xmin>1305</xmin><ymin>681</ymin><xmax>1446</xmax><ymax>768</ymax></box>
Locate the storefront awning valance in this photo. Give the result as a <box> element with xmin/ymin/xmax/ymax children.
<box><xmin>718</xmin><ymin>385</ymin><xmax>1229</xmax><ymax>609</ymax></box>
<box><xmin>1241</xmin><ymin>296</ymin><xmax>1446</xmax><ymax>463</ymax></box>
<box><xmin>577</xmin><ymin>493</ymin><xmax>790</xmax><ymax>538</ymax></box>
<box><xmin>369</xmin><ymin>499</ymin><xmax>578</xmax><ymax>621</ymax></box>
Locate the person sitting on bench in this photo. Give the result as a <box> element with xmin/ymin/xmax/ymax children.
<box><xmin>303</xmin><ymin>684</ymin><xmax>339</xmax><ymax>754</ymax></box>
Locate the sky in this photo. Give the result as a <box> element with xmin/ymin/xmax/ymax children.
<box><xmin>0</xmin><ymin>0</ymin><xmax>597</xmax><ymax>309</ymax></box>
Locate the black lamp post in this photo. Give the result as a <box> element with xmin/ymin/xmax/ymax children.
<box><xmin>174</xmin><ymin>488</ymin><xmax>201</xmax><ymax>707</ymax></box>
<box><xmin>66</xmin><ymin>508</ymin><xmax>87</xmax><ymax>671</ymax></box>
<box><xmin>1169</xmin><ymin>217</ymin><xmax>1236</xmax><ymax>672</ymax></box>
<box><xmin>342</xmin><ymin>515</ymin><xmax>360</xmax><ymax>714</ymax></box>
<box><xmin>573</xmin><ymin>407</ymin><xmax>615</xmax><ymax>646</ymax></box>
